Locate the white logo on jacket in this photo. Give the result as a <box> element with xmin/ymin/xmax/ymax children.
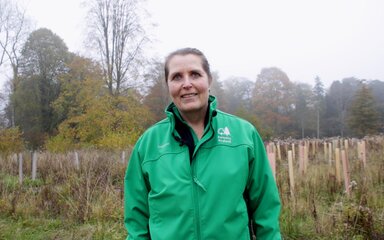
<box><xmin>217</xmin><ymin>127</ymin><xmax>232</xmax><ymax>143</ymax></box>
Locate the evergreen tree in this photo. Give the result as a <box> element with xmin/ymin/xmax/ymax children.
<box><xmin>12</xmin><ymin>28</ymin><xmax>70</xmax><ymax>149</ymax></box>
<box><xmin>312</xmin><ymin>76</ymin><xmax>325</xmax><ymax>138</ymax></box>
<box><xmin>348</xmin><ymin>83</ymin><xmax>379</xmax><ymax>137</ymax></box>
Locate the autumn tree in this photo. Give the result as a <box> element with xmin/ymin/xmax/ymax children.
<box><xmin>222</xmin><ymin>77</ymin><xmax>253</xmax><ymax>114</ymax></box>
<box><xmin>85</xmin><ymin>0</ymin><xmax>148</xmax><ymax>96</ymax></box>
<box><xmin>142</xmin><ymin>60</ymin><xmax>169</xmax><ymax>123</ymax></box>
<box><xmin>252</xmin><ymin>67</ymin><xmax>295</xmax><ymax>137</ymax></box>
<box><xmin>0</xmin><ymin>127</ymin><xmax>24</xmax><ymax>156</ymax></box>
<box><xmin>12</xmin><ymin>28</ymin><xmax>70</xmax><ymax>149</ymax></box>
<box><xmin>47</xmin><ymin>94</ymin><xmax>154</xmax><ymax>152</ymax></box>
<box><xmin>47</xmin><ymin>54</ymin><xmax>154</xmax><ymax>152</ymax></box>
<box><xmin>348</xmin><ymin>83</ymin><xmax>380</xmax><ymax>137</ymax></box>
<box><xmin>52</xmin><ymin>55</ymin><xmax>105</xmax><ymax>123</ymax></box>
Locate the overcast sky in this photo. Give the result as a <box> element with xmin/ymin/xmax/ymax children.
<box><xmin>1</xmin><ymin>0</ymin><xmax>384</xmax><ymax>89</ymax></box>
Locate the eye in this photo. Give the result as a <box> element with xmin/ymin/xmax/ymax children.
<box><xmin>171</xmin><ymin>73</ymin><xmax>182</xmax><ymax>81</ymax></box>
<box><xmin>191</xmin><ymin>71</ymin><xmax>201</xmax><ymax>79</ymax></box>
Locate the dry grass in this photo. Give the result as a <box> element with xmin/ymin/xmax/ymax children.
<box><xmin>0</xmin><ymin>137</ymin><xmax>383</xmax><ymax>239</ymax></box>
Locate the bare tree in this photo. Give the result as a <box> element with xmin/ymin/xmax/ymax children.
<box><xmin>0</xmin><ymin>90</ymin><xmax>7</xmax><ymax>128</ymax></box>
<box><xmin>0</xmin><ymin>0</ymin><xmax>31</xmax><ymax>127</ymax></box>
<box><xmin>86</xmin><ymin>0</ymin><xmax>148</xmax><ymax>96</ymax></box>
<box><xmin>0</xmin><ymin>0</ymin><xmax>11</xmax><ymax>65</ymax></box>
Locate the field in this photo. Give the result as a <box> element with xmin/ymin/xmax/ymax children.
<box><xmin>0</xmin><ymin>137</ymin><xmax>383</xmax><ymax>239</ymax></box>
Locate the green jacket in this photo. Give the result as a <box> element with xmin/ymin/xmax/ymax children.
<box><xmin>124</xmin><ymin>96</ymin><xmax>281</xmax><ymax>240</ymax></box>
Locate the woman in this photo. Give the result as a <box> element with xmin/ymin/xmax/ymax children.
<box><xmin>124</xmin><ymin>48</ymin><xmax>281</xmax><ymax>239</ymax></box>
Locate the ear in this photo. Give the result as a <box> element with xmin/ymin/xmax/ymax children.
<box><xmin>208</xmin><ymin>77</ymin><xmax>213</xmax><ymax>86</ymax></box>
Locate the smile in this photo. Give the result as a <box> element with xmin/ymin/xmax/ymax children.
<box><xmin>181</xmin><ymin>93</ymin><xmax>198</xmax><ymax>98</ymax></box>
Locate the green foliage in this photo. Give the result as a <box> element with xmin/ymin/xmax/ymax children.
<box><xmin>0</xmin><ymin>127</ymin><xmax>24</xmax><ymax>156</ymax></box>
<box><xmin>341</xmin><ymin>202</ymin><xmax>374</xmax><ymax>239</ymax></box>
<box><xmin>324</xmin><ymin>78</ymin><xmax>361</xmax><ymax>137</ymax></box>
<box><xmin>11</xmin><ymin>28</ymin><xmax>70</xmax><ymax>149</ymax></box>
<box><xmin>0</xmin><ymin>173</ymin><xmax>19</xmax><ymax>192</ymax></box>
<box><xmin>0</xmin><ymin>216</ymin><xmax>125</xmax><ymax>240</ymax></box>
<box><xmin>348</xmin><ymin>84</ymin><xmax>380</xmax><ymax>137</ymax></box>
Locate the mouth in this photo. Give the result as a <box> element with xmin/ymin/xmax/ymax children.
<box><xmin>181</xmin><ymin>93</ymin><xmax>198</xmax><ymax>98</ymax></box>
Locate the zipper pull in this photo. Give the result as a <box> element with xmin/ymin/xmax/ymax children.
<box><xmin>193</xmin><ymin>177</ymin><xmax>207</xmax><ymax>192</ymax></box>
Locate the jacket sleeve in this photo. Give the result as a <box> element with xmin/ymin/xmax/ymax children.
<box><xmin>247</xmin><ymin>129</ymin><xmax>282</xmax><ymax>239</ymax></box>
<box><xmin>124</xmin><ymin>140</ymin><xmax>150</xmax><ymax>240</ymax></box>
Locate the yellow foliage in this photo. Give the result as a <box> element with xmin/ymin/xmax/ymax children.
<box><xmin>47</xmin><ymin>94</ymin><xmax>154</xmax><ymax>152</ymax></box>
<box><xmin>45</xmin><ymin>134</ymin><xmax>74</xmax><ymax>153</ymax></box>
<box><xmin>47</xmin><ymin>56</ymin><xmax>154</xmax><ymax>152</ymax></box>
<box><xmin>0</xmin><ymin>127</ymin><xmax>24</xmax><ymax>156</ymax></box>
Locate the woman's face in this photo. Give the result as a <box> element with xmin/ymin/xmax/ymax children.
<box><xmin>166</xmin><ymin>54</ymin><xmax>211</xmax><ymax>118</ymax></box>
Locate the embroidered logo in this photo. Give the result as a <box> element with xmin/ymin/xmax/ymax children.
<box><xmin>217</xmin><ymin>127</ymin><xmax>232</xmax><ymax>143</ymax></box>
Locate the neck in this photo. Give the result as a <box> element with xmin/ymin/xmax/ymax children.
<box><xmin>180</xmin><ymin>107</ymin><xmax>208</xmax><ymax>140</ymax></box>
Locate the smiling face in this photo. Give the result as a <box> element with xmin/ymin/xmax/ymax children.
<box><xmin>166</xmin><ymin>54</ymin><xmax>212</xmax><ymax>119</ymax></box>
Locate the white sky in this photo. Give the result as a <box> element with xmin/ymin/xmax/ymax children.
<box><xmin>1</xmin><ymin>0</ymin><xmax>384</xmax><ymax>89</ymax></box>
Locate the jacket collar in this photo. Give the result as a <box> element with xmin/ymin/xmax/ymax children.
<box><xmin>165</xmin><ymin>95</ymin><xmax>217</xmax><ymax>136</ymax></box>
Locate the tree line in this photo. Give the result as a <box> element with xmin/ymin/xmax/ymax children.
<box><xmin>0</xmin><ymin>0</ymin><xmax>383</xmax><ymax>153</ymax></box>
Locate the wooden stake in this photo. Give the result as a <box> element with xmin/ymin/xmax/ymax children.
<box><xmin>74</xmin><ymin>151</ymin><xmax>80</xmax><ymax>170</ymax></box>
<box><xmin>121</xmin><ymin>151</ymin><xmax>126</xmax><ymax>164</ymax></box>
<box><xmin>361</xmin><ymin>140</ymin><xmax>367</xmax><ymax>168</ymax></box>
<box><xmin>333</xmin><ymin>139</ymin><xmax>338</xmax><ymax>150</ymax></box>
<box><xmin>357</xmin><ymin>140</ymin><xmax>367</xmax><ymax>168</ymax></box>
<box><xmin>268</xmin><ymin>152</ymin><xmax>276</xmax><ymax>180</ymax></box>
<box><xmin>18</xmin><ymin>153</ymin><xmax>23</xmax><ymax>184</ymax></box>
<box><xmin>299</xmin><ymin>144</ymin><xmax>305</xmax><ymax>175</ymax></box>
<box><xmin>335</xmin><ymin>148</ymin><xmax>341</xmax><ymax>184</ymax></box>
<box><xmin>277</xmin><ymin>143</ymin><xmax>281</xmax><ymax>162</ymax></box>
<box><xmin>324</xmin><ymin>142</ymin><xmax>327</xmax><ymax>163</ymax></box>
<box><xmin>292</xmin><ymin>143</ymin><xmax>296</xmax><ymax>161</ymax></box>
<box><xmin>288</xmin><ymin>150</ymin><xmax>295</xmax><ymax>198</ymax></box>
<box><xmin>344</xmin><ymin>139</ymin><xmax>349</xmax><ymax>165</ymax></box>
<box><xmin>311</xmin><ymin>140</ymin><xmax>316</xmax><ymax>157</ymax></box>
<box><xmin>328</xmin><ymin>142</ymin><xmax>333</xmax><ymax>165</ymax></box>
<box><xmin>32</xmin><ymin>151</ymin><xmax>37</xmax><ymax>180</ymax></box>
<box><xmin>341</xmin><ymin>150</ymin><xmax>350</xmax><ymax>196</ymax></box>
<box><xmin>304</xmin><ymin>144</ymin><xmax>308</xmax><ymax>174</ymax></box>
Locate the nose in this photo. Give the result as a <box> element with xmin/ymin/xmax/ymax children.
<box><xmin>182</xmin><ymin>77</ymin><xmax>192</xmax><ymax>89</ymax></box>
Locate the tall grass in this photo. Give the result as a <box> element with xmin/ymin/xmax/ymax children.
<box><xmin>0</xmin><ymin>150</ymin><xmax>127</xmax><ymax>239</ymax></box>
<box><xmin>276</xmin><ymin>137</ymin><xmax>384</xmax><ymax>239</ymax></box>
<box><xmin>0</xmin><ymin>137</ymin><xmax>383</xmax><ymax>239</ymax></box>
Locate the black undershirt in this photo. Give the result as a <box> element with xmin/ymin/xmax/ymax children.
<box><xmin>174</xmin><ymin>109</ymin><xmax>209</xmax><ymax>163</ymax></box>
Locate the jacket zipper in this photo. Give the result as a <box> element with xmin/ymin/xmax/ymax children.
<box><xmin>185</xmin><ymin>123</ymin><xmax>213</xmax><ymax>240</ymax></box>
<box><xmin>191</xmin><ymin>157</ymin><xmax>202</xmax><ymax>240</ymax></box>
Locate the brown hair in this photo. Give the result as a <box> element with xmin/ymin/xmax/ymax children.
<box><xmin>164</xmin><ymin>48</ymin><xmax>212</xmax><ymax>83</ymax></box>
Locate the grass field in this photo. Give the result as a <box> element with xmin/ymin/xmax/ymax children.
<box><xmin>0</xmin><ymin>137</ymin><xmax>383</xmax><ymax>239</ymax></box>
